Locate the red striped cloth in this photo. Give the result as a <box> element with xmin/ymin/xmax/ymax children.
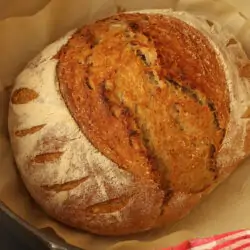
<box><xmin>163</xmin><ymin>230</ymin><xmax>250</xmax><ymax>250</ymax></box>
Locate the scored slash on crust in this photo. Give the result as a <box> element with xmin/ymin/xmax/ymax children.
<box><xmin>41</xmin><ymin>176</ymin><xmax>89</xmax><ymax>193</ymax></box>
<box><xmin>15</xmin><ymin>124</ymin><xmax>46</xmax><ymax>137</ymax></box>
<box><xmin>11</xmin><ymin>87</ymin><xmax>39</xmax><ymax>104</ymax></box>
<box><xmin>31</xmin><ymin>152</ymin><xmax>64</xmax><ymax>164</ymax></box>
<box><xmin>85</xmin><ymin>195</ymin><xmax>131</xmax><ymax>214</ymax></box>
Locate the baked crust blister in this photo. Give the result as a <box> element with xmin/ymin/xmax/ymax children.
<box><xmin>8</xmin><ymin>10</ymin><xmax>250</xmax><ymax>235</ymax></box>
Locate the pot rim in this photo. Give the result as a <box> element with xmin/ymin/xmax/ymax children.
<box><xmin>0</xmin><ymin>201</ymin><xmax>81</xmax><ymax>250</ymax></box>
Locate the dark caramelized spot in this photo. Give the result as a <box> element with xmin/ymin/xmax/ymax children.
<box><xmin>167</xmin><ymin>78</ymin><xmax>203</xmax><ymax>105</ymax></box>
<box><xmin>85</xmin><ymin>78</ymin><xmax>93</xmax><ymax>90</ymax></box>
<box><xmin>147</xmin><ymin>71</ymin><xmax>158</xmax><ymax>84</ymax></box>
<box><xmin>129</xmin><ymin>22</ymin><xmax>139</xmax><ymax>31</ymax></box>
<box><xmin>136</xmin><ymin>49</ymin><xmax>148</xmax><ymax>65</ymax></box>
<box><xmin>163</xmin><ymin>188</ymin><xmax>173</xmax><ymax>204</ymax></box>
<box><xmin>207</xmin><ymin>101</ymin><xmax>220</xmax><ymax>128</ymax></box>
<box><xmin>129</xmin><ymin>130</ymin><xmax>138</xmax><ymax>137</ymax></box>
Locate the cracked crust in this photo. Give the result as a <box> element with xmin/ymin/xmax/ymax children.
<box><xmin>8</xmin><ymin>10</ymin><xmax>250</xmax><ymax>236</ymax></box>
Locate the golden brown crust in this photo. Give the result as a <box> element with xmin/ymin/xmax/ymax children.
<box><xmin>51</xmin><ymin>13</ymin><xmax>231</xmax><ymax>235</ymax></box>
<box><xmin>57</xmin><ymin>13</ymin><xmax>229</xmax><ymax>196</ymax></box>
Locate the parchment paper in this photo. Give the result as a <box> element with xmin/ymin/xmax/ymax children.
<box><xmin>0</xmin><ymin>0</ymin><xmax>49</xmax><ymax>20</ymax></box>
<box><xmin>0</xmin><ymin>0</ymin><xmax>250</xmax><ymax>249</ymax></box>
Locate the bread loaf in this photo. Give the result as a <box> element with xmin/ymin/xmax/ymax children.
<box><xmin>8</xmin><ymin>9</ymin><xmax>250</xmax><ymax>236</ymax></box>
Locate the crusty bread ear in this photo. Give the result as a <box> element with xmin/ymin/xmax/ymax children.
<box><xmin>8</xmin><ymin>10</ymin><xmax>250</xmax><ymax>236</ymax></box>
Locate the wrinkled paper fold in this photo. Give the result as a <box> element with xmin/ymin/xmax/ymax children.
<box><xmin>0</xmin><ymin>0</ymin><xmax>250</xmax><ymax>249</ymax></box>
